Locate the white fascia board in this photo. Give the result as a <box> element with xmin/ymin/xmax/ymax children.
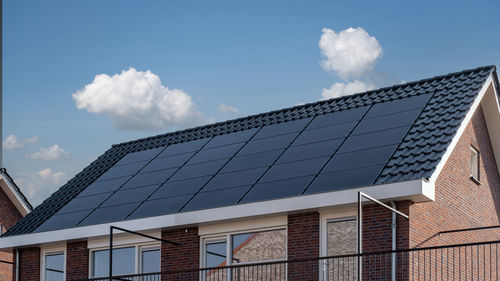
<box><xmin>0</xmin><ymin>178</ymin><xmax>433</xmax><ymax>250</ymax></box>
<box><xmin>429</xmin><ymin>74</ymin><xmax>494</xmax><ymax>184</ymax></box>
<box><xmin>480</xmin><ymin>76</ymin><xmax>500</xmax><ymax>176</ymax></box>
<box><xmin>0</xmin><ymin>174</ymin><xmax>31</xmax><ymax>216</ymax></box>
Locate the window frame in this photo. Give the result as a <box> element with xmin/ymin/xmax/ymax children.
<box><xmin>41</xmin><ymin>246</ymin><xmax>66</xmax><ymax>281</ymax></box>
<box><xmin>200</xmin><ymin>225</ymin><xmax>288</xmax><ymax>268</ymax></box>
<box><xmin>88</xmin><ymin>241</ymin><xmax>160</xmax><ymax>278</ymax></box>
<box><xmin>320</xmin><ymin>209</ymin><xmax>358</xmax><ymax>257</ymax></box>
<box><xmin>470</xmin><ymin>146</ymin><xmax>480</xmax><ymax>183</ymax></box>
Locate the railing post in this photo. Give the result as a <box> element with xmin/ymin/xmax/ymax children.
<box><xmin>357</xmin><ymin>192</ymin><xmax>362</xmax><ymax>281</ymax></box>
<box><xmin>109</xmin><ymin>226</ymin><xmax>113</xmax><ymax>281</ymax></box>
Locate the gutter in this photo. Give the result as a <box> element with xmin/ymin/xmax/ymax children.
<box><xmin>390</xmin><ymin>201</ymin><xmax>397</xmax><ymax>281</ymax></box>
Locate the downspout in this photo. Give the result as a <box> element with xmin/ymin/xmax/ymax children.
<box><xmin>15</xmin><ymin>248</ymin><xmax>19</xmax><ymax>281</ymax></box>
<box><xmin>390</xmin><ymin>201</ymin><xmax>397</xmax><ymax>281</ymax></box>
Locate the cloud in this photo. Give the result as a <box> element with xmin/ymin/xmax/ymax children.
<box><xmin>218</xmin><ymin>104</ymin><xmax>239</xmax><ymax>114</ymax></box>
<box><xmin>26</xmin><ymin>144</ymin><xmax>70</xmax><ymax>160</ymax></box>
<box><xmin>15</xmin><ymin>169</ymin><xmax>68</xmax><ymax>207</ymax></box>
<box><xmin>25</xmin><ymin>136</ymin><xmax>39</xmax><ymax>144</ymax></box>
<box><xmin>319</xmin><ymin>27</ymin><xmax>382</xmax><ymax>80</ymax></box>
<box><xmin>321</xmin><ymin>80</ymin><xmax>374</xmax><ymax>100</ymax></box>
<box><xmin>2</xmin><ymin>134</ymin><xmax>39</xmax><ymax>150</ymax></box>
<box><xmin>3</xmin><ymin>135</ymin><xmax>23</xmax><ymax>150</ymax></box>
<box><xmin>72</xmin><ymin>67</ymin><xmax>203</xmax><ymax>131</ymax></box>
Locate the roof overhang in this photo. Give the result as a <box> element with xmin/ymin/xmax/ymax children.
<box><xmin>429</xmin><ymin>73</ymin><xmax>500</xmax><ymax>183</ymax></box>
<box><xmin>0</xmin><ymin>169</ymin><xmax>32</xmax><ymax>216</ymax></box>
<box><xmin>0</xmin><ymin>178</ymin><xmax>433</xmax><ymax>250</ymax></box>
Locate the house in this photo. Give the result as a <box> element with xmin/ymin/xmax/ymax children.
<box><xmin>0</xmin><ymin>65</ymin><xmax>499</xmax><ymax>281</ymax></box>
<box><xmin>0</xmin><ymin>168</ymin><xmax>32</xmax><ymax>281</ymax></box>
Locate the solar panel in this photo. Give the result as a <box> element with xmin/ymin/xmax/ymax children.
<box><xmin>203</xmin><ymin>167</ymin><xmax>267</xmax><ymax>191</ymax></box>
<box><xmin>254</xmin><ymin>118</ymin><xmax>311</xmax><ymax>139</ymax></box>
<box><xmin>204</xmin><ymin>129</ymin><xmax>258</xmax><ymax>149</ymax></box>
<box><xmin>115</xmin><ymin>147</ymin><xmax>165</xmax><ymax>166</ymax></box>
<box><xmin>127</xmin><ymin>195</ymin><xmax>193</xmax><ymax>220</ymax></box>
<box><xmin>157</xmin><ymin>138</ymin><xmax>210</xmax><ymax>157</ymax></box>
<box><xmin>259</xmin><ymin>157</ymin><xmax>329</xmax><ymax>182</ymax></box>
<box><xmin>120</xmin><ymin>168</ymin><xmax>178</xmax><ymax>189</ymax></box>
<box><xmin>188</xmin><ymin>142</ymin><xmax>244</xmax><ymax>164</ymax></box>
<box><xmin>237</xmin><ymin>133</ymin><xmax>299</xmax><ymax>155</ymax></box>
<box><xmin>182</xmin><ymin>185</ymin><xmax>250</xmax><ymax>212</ymax></box>
<box><xmin>221</xmin><ymin>149</ymin><xmax>284</xmax><ymax>173</ymax></box>
<box><xmin>57</xmin><ymin>192</ymin><xmax>111</xmax><ymax>214</ymax></box>
<box><xmin>353</xmin><ymin>109</ymin><xmax>421</xmax><ymax>135</ymax></box>
<box><xmin>169</xmin><ymin>159</ymin><xmax>227</xmax><ymax>181</ymax></box>
<box><xmin>149</xmin><ymin>176</ymin><xmax>212</xmax><ymax>200</ymax></box>
<box><xmin>304</xmin><ymin>165</ymin><xmax>384</xmax><ymax>195</ymax></box>
<box><xmin>240</xmin><ymin>175</ymin><xmax>314</xmax><ymax>203</ymax></box>
<box><xmin>78</xmin><ymin>176</ymin><xmax>132</xmax><ymax>197</ymax></box>
<box><xmin>79</xmin><ymin>202</ymin><xmax>141</xmax><ymax>226</ymax></box>
<box><xmin>98</xmin><ymin>160</ymin><xmax>149</xmax><ymax>181</ymax></box>
<box><xmin>100</xmin><ymin>185</ymin><xmax>159</xmax><ymax>207</ymax></box>
<box><xmin>36</xmin><ymin>210</ymin><xmax>91</xmax><ymax>232</ymax></box>
<box><xmin>277</xmin><ymin>139</ymin><xmax>343</xmax><ymax>164</ymax></box>
<box><xmin>337</xmin><ymin>126</ymin><xmax>409</xmax><ymax>153</ymax></box>
<box><xmin>363</xmin><ymin>93</ymin><xmax>431</xmax><ymax>119</ymax></box>
<box><xmin>306</xmin><ymin>106</ymin><xmax>368</xmax><ymax>130</ymax></box>
<box><xmin>322</xmin><ymin>144</ymin><xmax>397</xmax><ymax>173</ymax></box>
<box><xmin>292</xmin><ymin>122</ymin><xmax>356</xmax><ymax>146</ymax></box>
<box><xmin>141</xmin><ymin>152</ymin><xmax>193</xmax><ymax>172</ymax></box>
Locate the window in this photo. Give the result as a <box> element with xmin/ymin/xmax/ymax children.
<box><xmin>90</xmin><ymin>244</ymin><xmax>160</xmax><ymax>278</ymax></box>
<box><xmin>202</xmin><ymin>228</ymin><xmax>286</xmax><ymax>280</ymax></box>
<box><xmin>42</xmin><ymin>251</ymin><xmax>65</xmax><ymax>281</ymax></box>
<box><xmin>470</xmin><ymin>146</ymin><xmax>480</xmax><ymax>182</ymax></box>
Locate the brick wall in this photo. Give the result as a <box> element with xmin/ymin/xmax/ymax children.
<box><xmin>16</xmin><ymin>247</ymin><xmax>40</xmax><ymax>281</ymax></box>
<box><xmin>287</xmin><ymin>212</ymin><xmax>319</xmax><ymax>281</ymax></box>
<box><xmin>0</xmin><ymin>186</ymin><xmax>24</xmax><ymax>281</ymax></box>
<box><xmin>161</xmin><ymin>227</ymin><xmax>199</xmax><ymax>280</ymax></box>
<box><xmin>409</xmin><ymin>106</ymin><xmax>500</xmax><ymax>247</ymax></box>
<box><xmin>66</xmin><ymin>240</ymin><xmax>88</xmax><ymax>280</ymax></box>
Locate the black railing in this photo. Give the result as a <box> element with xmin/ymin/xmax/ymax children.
<box><xmin>80</xmin><ymin>240</ymin><xmax>500</xmax><ymax>281</ymax></box>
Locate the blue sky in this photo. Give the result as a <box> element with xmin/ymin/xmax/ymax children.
<box><xmin>3</xmin><ymin>0</ymin><xmax>500</xmax><ymax>205</ymax></box>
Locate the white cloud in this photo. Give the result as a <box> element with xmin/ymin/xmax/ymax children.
<box><xmin>26</xmin><ymin>144</ymin><xmax>70</xmax><ymax>160</ymax></box>
<box><xmin>319</xmin><ymin>27</ymin><xmax>382</xmax><ymax>80</ymax></box>
<box><xmin>25</xmin><ymin>136</ymin><xmax>39</xmax><ymax>144</ymax></box>
<box><xmin>321</xmin><ymin>80</ymin><xmax>374</xmax><ymax>99</ymax></box>
<box><xmin>72</xmin><ymin>67</ymin><xmax>203</xmax><ymax>131</ymax></box>
<box><xmin>16</xmin><ymin>169</ymin><xmax>68</xmax><ymax>207</ymax></box>
<box><xmin>3</xmin><ymin>135</ymin><xmax>23</xmax><ymax>150</ymax></box>
<box><xmin>2</xmin><ymin>135</ymin><xmax>40</xmax><ymax>150</ymax></box>
<box><xmin>218</xmin><ymin>104</ymin><xmax>239</xmax><ymax>114</ymax></box>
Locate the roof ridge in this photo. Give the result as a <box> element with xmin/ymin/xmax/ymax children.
<box><xmin>112</xmin><ymin>65</ymin><xmax>496</xmax><ymax>148</ymax></box>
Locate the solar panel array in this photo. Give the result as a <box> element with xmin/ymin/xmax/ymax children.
<box><xmin>36</xmin><ymin>93</ymin><xmax>432</xmax><ymax>232</ymax></box>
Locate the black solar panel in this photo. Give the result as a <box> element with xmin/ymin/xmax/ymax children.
<box><xmin>34</xmin><ymin>92</ymin><xmax>432</xmax><ymax>231</ymax></box>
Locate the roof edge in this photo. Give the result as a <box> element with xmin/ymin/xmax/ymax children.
<box><xmin>0</xmin><ymin>168</ymin><xmax>33</xmax><ymax>216</ymax></box>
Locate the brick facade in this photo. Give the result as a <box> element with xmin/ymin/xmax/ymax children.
<box><xmin>66</xmin><ymin>240</ymin><xmax>89</xmax><ymax>280</ymax></box>
<box><xmin>0</xmin><ymin>185</ymin><xmax>24</xmax><ymax>281</ymax></box>
<box><xmin>409</xmin><ymin>106</ymin><xmax>500</xmax><ymax>248</ymax></box>
<box><xmin>16</xmin><ymin>247</ymin><xmax>40</xmax><ymax>281</ymax></box>
<box><xmin>161</xmin><ymin>227</ymin><xmax>199</xmax><ymax>279</ymax></box>
<box><xmin>287</xmin><ymin>212</ymin><xmax>319</xmax><ymax>281</ymax></box>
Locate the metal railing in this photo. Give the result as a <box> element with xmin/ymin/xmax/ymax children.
<box><xmin>78</xmin><ymin>239</ymin><xmax>500</xmax><ymax>281</ymax></box>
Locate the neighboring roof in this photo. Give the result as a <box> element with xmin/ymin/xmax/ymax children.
<box><xmin>4</xmin><ymin>65</ymin><xmax>496</xmax><ymax>237</ymax></box>
<box><xmin>0</xmin><ymin>168</ymin><xmax>33</xmax><ymax>216</ymax></box>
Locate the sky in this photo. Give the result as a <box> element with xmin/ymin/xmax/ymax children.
<box><xmin>3</xmin><ymin>0</ymin><xmax>500</xmax><ymax>206</ymax></box>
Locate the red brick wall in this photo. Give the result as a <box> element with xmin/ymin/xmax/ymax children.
<box><xmin>161</xmin><ymin>227</ymin><xmax>199</xmax><ymax>280</ymax></box>
<box><xmin>0</xmin><ymin>186</ymin><xmax>24</xmax><ymax>281</ymax></box>
<box><xmin>409</xmin><ymin>106</ymin><xmax>500</xmax><ymax>247</ymax></box>
<box><xmin>16</xmin><ymin>247</ymin><xmax>40</xmax><ymax>281</ymax></box>
<box><xmin>66</xmin><ymin>240</ymin><xmax>88</xmax><ymax>280</ymax></box>
<box><xmin>287</xmin><ymin>212</ymin><xmax>319</xmax><ymax>281</ymax></box>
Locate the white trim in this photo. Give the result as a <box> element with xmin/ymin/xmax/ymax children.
<box><xmin>0</xmin><ymin>179</ymin><xmax>433</xmax><ymax>249</ymax></box>
<box><xmin>429</xmin><ymin>75</ymin><xmax>494</xmax><ymax>184</ymax></box>
<box><xmin>480</xmin><ymin>77</ymin><xmax>500</xmax><ymax>176</ymax></box>
<box><xmin>88</xmin><ymin>230</ymin><xmax>161</xmax><ymax>249</ymax></box>
<box><xmin>199</xmin><ymin>215</ymin><xmax>287</xmax><ymax>236</ymax></box>
<box><xmin>41</xmin><ymin>245</ymin><xmax>66</xmax><ymax>281</ymax></box>
<box><xmin>0</xmin><ymin>173</ymin><xmax>31</xmax><ymax>216</ymax></box>
<box><xmin>319</xmin><ymin>208</ymin><xmax>357</xmax><ymax>257</ymax></box>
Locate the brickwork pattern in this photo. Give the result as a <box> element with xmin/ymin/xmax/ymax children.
<box><xmin>161</xmin><ymin>227</ymin><xmax>199</xmax><ymax>280</ymax></box>
<box><xmin>16</xmin><ymin>247</ymin><xmax>40</xmax><ymax>281</ymax></box>
<box><xmin>0</xmin><ymin>187</ymin><xmax>23</xmax><ymax>280</ymax></box>
<box><xmin>66</xmin><ymin>240</ymin><xmax>88</xmax><ymax>281</ymax></box>
<box><xmin>287</xmin><ymin>212</ymin><xmax>319</xmax><ymax>281</ymax></box>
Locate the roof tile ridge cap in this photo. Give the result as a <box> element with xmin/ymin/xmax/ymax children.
<box><xmin>112</xmin><ymin>65</ymin><xmax>496</xmax><ymax>149</ymax></box>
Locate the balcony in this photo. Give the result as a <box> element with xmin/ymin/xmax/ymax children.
<box><xmin>78</xmin><ymin>239</ymin><xmax>500</xmax><ymax>281</ymax></box>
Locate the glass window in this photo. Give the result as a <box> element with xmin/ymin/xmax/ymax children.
<box><xmin>231</xmin><ymin>229</ymin><xmax>286</xmax><ymax>264</ymax></box>
<box><xmin>205</xmin><ymin>240</ymin><xmax>227</xmax><ymax>268</ymax></box>
<box><xmin>326</xmin><ymin>218</ymin><xmax>357</xmax><ymax>281</ymax></box>
<box><xmin>92</xmin><ymin>247</ymin><xmax>135</xmax><ymax>277</ymax></box>
<box><xmin>44</xmin><ymin>252</ymin><xmax>64</xmax><ymax>281</ymax></box>
<box><xmin>141</xmin><ymin>248</ymin><xmax>161</xmax><ymax>273</ymax></box>
<box><xmin>470</xmin><ymin>147</ymin><xmax>479</xmax><ymax>180</ymax></box>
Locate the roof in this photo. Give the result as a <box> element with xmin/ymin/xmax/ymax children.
<box><xmin>4</xmin><ymin>65</ymin><xmax>496</xmax><ymax>237</ymax></box>
<box><xmin>0</xmin><ymin>168</ymin><xmax>33</xmax><ymax>216</ymax></box>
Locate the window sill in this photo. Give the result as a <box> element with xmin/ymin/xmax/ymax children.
<box><xmin>470</xmin><ymin>176</ymin><xmax>481</xmax><ymax>185</ymax></box>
